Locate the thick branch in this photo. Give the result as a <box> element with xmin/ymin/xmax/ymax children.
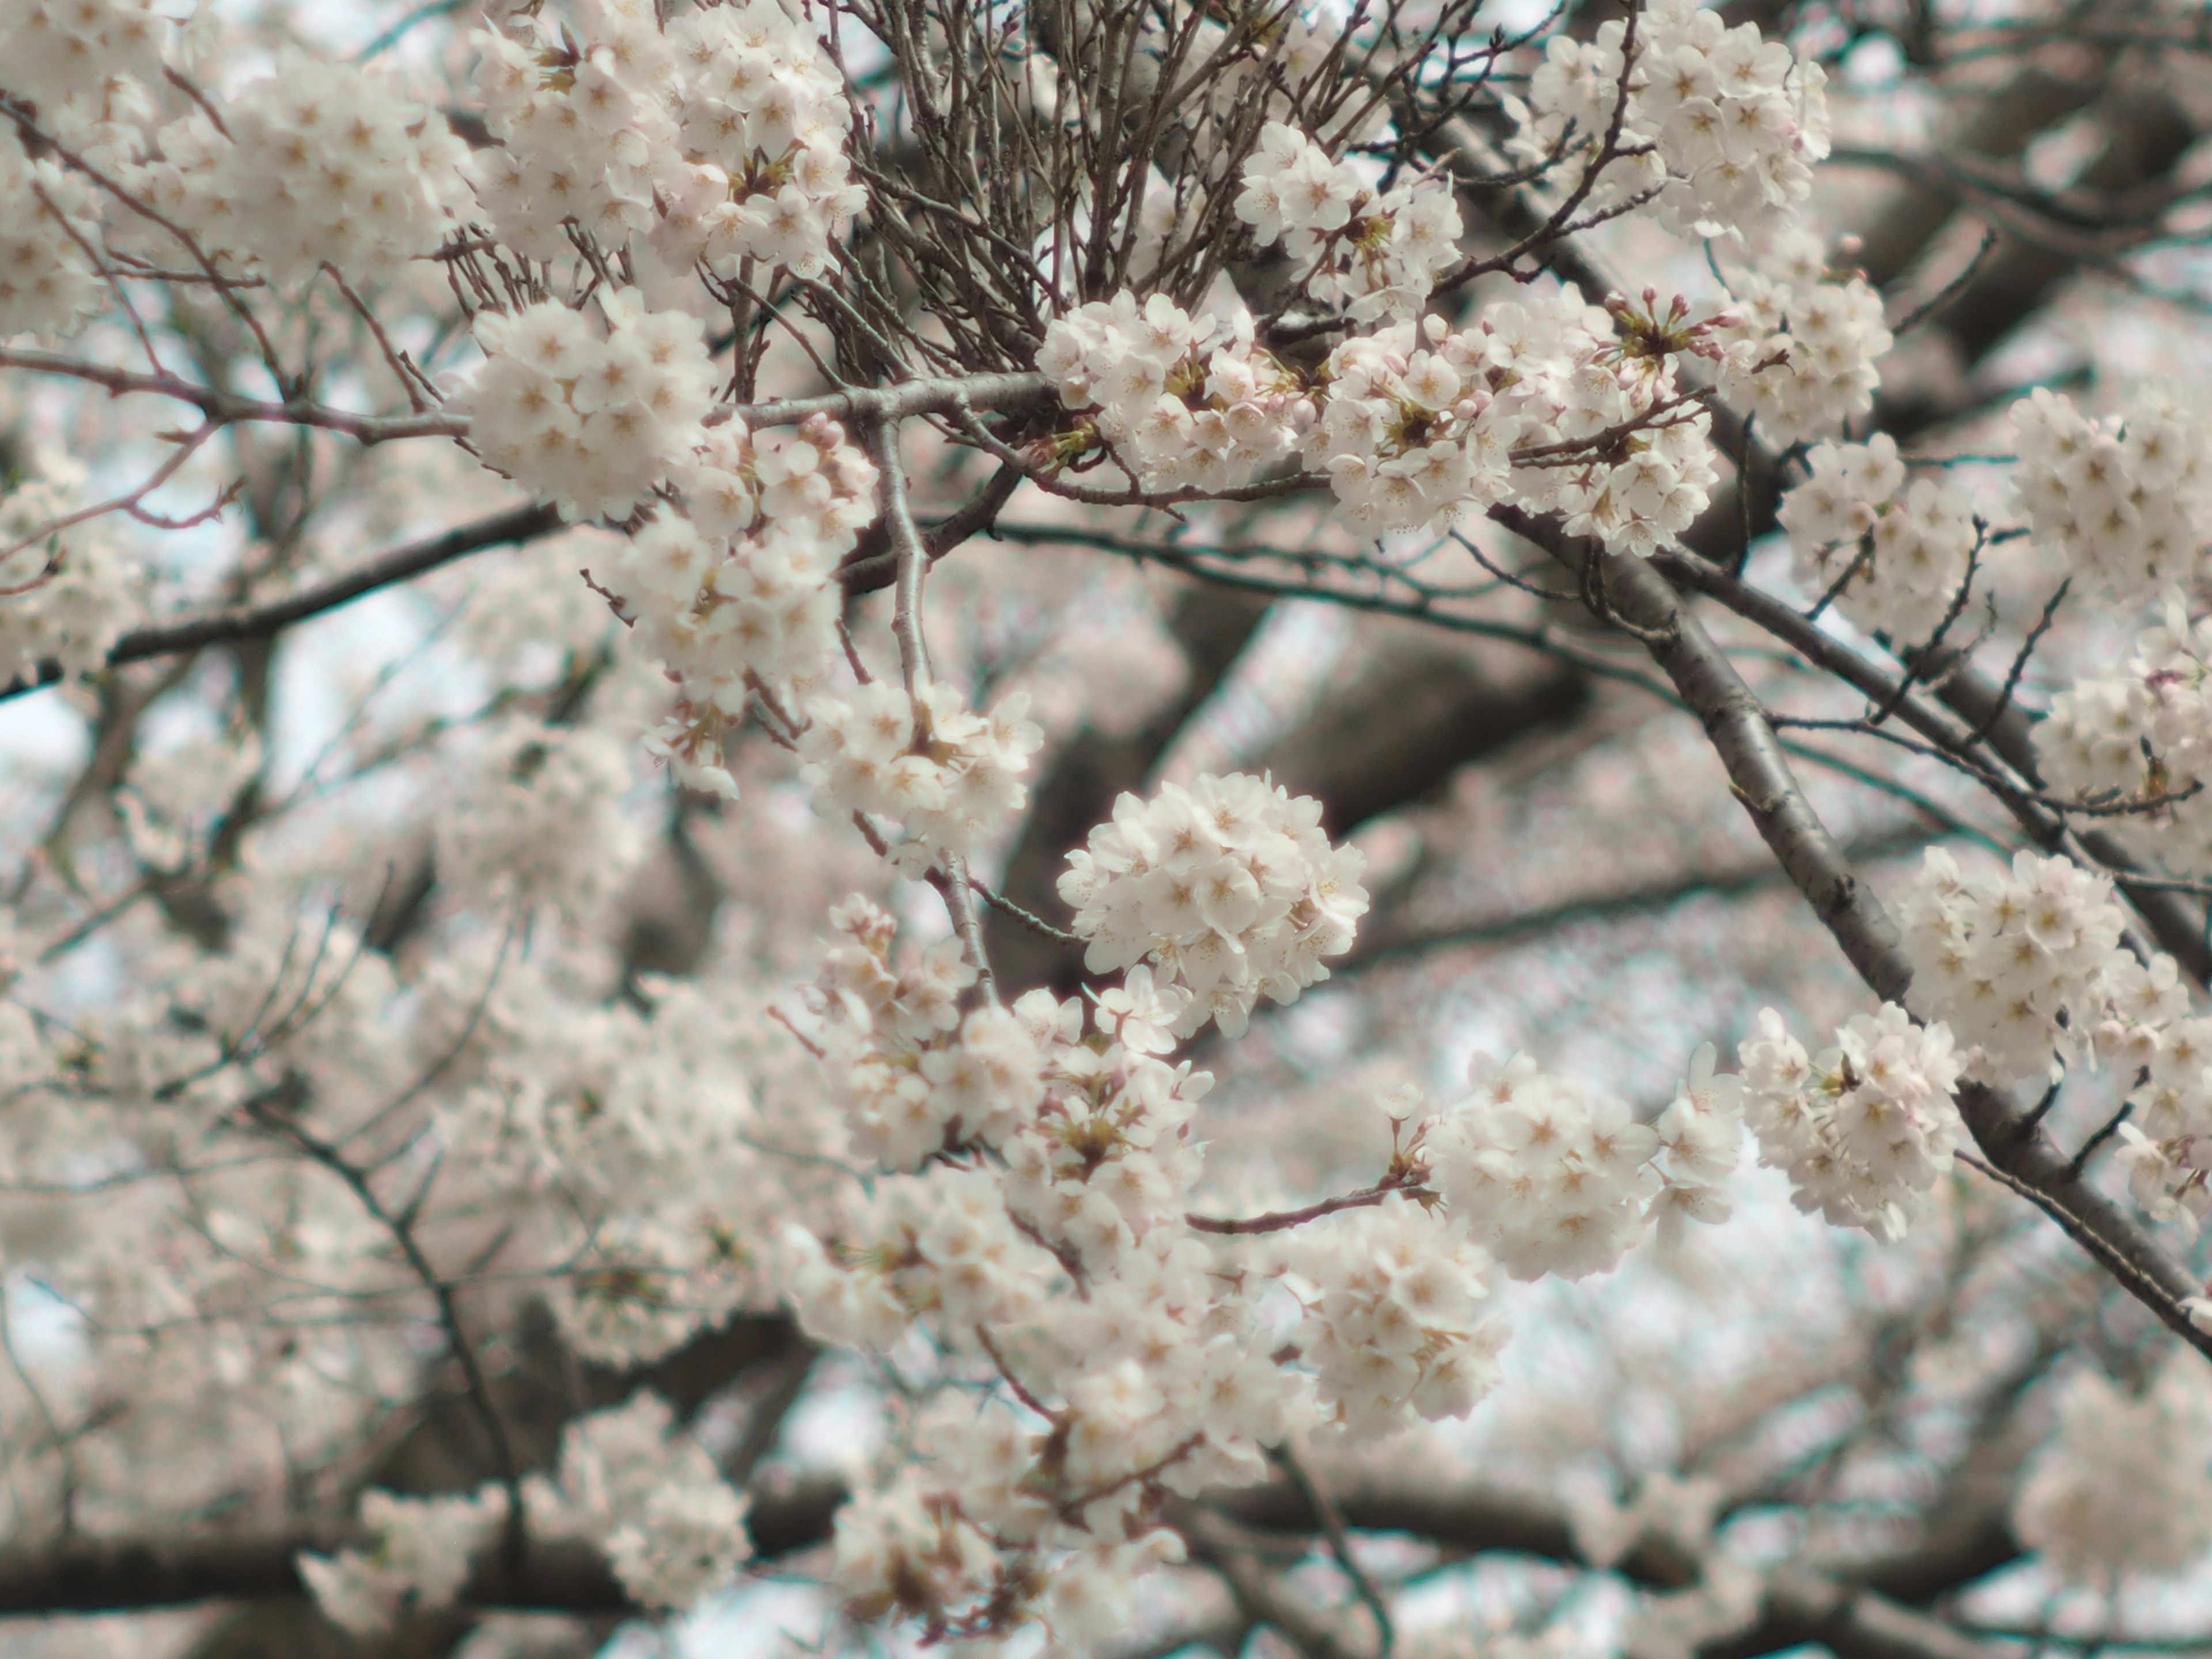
<box><xmin>0</xmin><ymin>1478</ymin><xmax>843</xmax><ymax>1619</ymax></box>
<box><xmin>1707</xmin><ymin>1570</ymin><xmax>2001</xmax><ymax>1659</ymax></box>
<box><xmin>1915</xmin><ymin>641</ymin><xmax>2212</xmax><ymax>983</ymax></box>
<box><xmin>1216</xmin><ymin>1471</ymin><xmax>2006</xmax><ymax>1659</ymax></box>
<box><xmin>1650</xmin><ymin>550</ymin><xmax>2212</xmax><ymax>984</ymax></box>
<box><xmin>1181</xmin><ymin>1509</ymin><xmax>1373</xmax><ymax>1659</ymax></box>
<box><xmin>1499</xmin><ymin>506</ymin><xmax>2212</xmax><ymax>1357</ymax></box>
<box><xmin>730</xmin><ymin>370</ymin><xmax>1052</xmax><ymax>431</ymax></box>
<box><xmin>835</xmin><ymin>460</ymin><xmax>1025</xmax><ymax>595</ymax></box>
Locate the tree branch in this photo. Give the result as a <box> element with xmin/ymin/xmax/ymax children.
<box><xmin>0</xmin><ymin>350</ymin><xmax>1055</xmax><ymax>449</ymax></box>
<box><xmin>1498</xmin><ymin>505</ymin><xmax>2212</xmax><ymax>1359</ymax></box>
<box><xmin>0</xmin><ymin>501</ymin><xmax>566</xmax><ymax>701</ymax></box>
<box><xmin>0</xmin><ymin>1477</ymin><xmax>843</xmax><ymax>1619</ymax></box>
<box><xmin>1707</xmin><ymin>1569</ymin><xmax>2002</xmax><ymax>1659</ymax></box>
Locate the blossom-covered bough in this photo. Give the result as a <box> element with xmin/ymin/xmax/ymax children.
<box><xmin>5</xmin><ymin>0</ymin><xmax>2212</xmax><ymax>1655</ymax></box>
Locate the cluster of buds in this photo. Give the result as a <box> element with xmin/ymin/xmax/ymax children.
<box><xmin>1600</xmin><ymin>288</ymin><xmax>1743</xmax><ymax>376</ymax></box>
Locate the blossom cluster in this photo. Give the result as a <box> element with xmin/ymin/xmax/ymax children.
<box><xmin>654</xmin><ymin>0</ymin><xmax>869</xmax><ymax>277</ymax></box>
<box><xmin>17</xmin><ymin>0</ymin><xmax>2209</xmax><ymax>1642</ymax></box>
<box><xmin>615</xmin><ymin>414</ymin><xmax>879</xmax><ymax>799</ymax></box>
<box><xmin>785</xmin><ymin>959</ymin><xmax>1762</xmax><ymax>1642</ymax></box>
<box><xmin>2014</xmin><ymin>1357</ymin><xmax>2212</xmax><ymax>1584</ymax></box>
<box><xmin>1898</xmin><ymin>847</ymin><xmax>2175</xmax><ymax>1089</ymax></box>
<box><xmin>1711</xmin><ymin>238</ymin><xmax>1892</xmax><ymax>446</ymax></box>
<box><xmin>1057</xmin><ymin>772</ymin><xmax>1368</xmax><ymax>1037</ymax></box>
<box><xmin>525</xmin><ymin>1392</ymin><xmax>753</xmax><ymax>1613</ymax></box>
<box><xmin>787</xmin><ymin>900</ymin><xmax>1215</xmax><ymax>1274</ymax></box>
<box><xmin>1300</xmin><ymin>314</ymin><xmax>1526</xmax><ymax>540</ymax></box>
<box><xmin>449</xmin><ymin>291</ymin><xmax>718</xmax><ymax>524</ymax></box>
<box><xmin>1035</xmin><ymin>293</ymin><xmax>1305</xmax><ymax>495</ymax></box>
<box><xmin>1510</xmin><ymin>0</ymin><xmax>1831</xmax><ymax>243</ymax></box>
<box><xmin>2115</xmin><ymin>1012</ymin><xmax>2212</xmax><ymax>1234</ymax></box>
<box><xmin>1736</xmin><ymin>1003</ymin><xmax>1965</xmax><ymax>1241</ymax></box>
<box><xmin>2038</xmin><ymin>597</ymin><xmax>2212</xmax><ymax>876</ymax></box>
<box><xmin>135</xmin><ymin>51</ymin><xmax>471</xmax><ymax>286</ymax></box>
<box><xmin>1774</xmin><ymin>432</ymin><xmax>1980</xmax><ymax>641</ymax></box>
<box><xmin>0</xmin><ymin>135</ymin><xmax>104</xmax><ymax>338</ymax></box>
<box><xmin>1279</xmin><ymin>1195</ymin><xmax>1508</xmax><ymax>1437</ymax></box>
<box><xmin>786</xmin><ymin>948</ymin><xmax>1293</xmax><ymax>1640</ymax></box>
<box><xmin>0</xmin><ymin>0</ymin><xmax>165</xmax><ymax>130</ymax></box>
<box><xmin>1455</xmin><ymin>294</ymin><xmax>1719</xmax><ymax>555</ymax></box>
<box><xmin>298</xmin><ymin>1487</ymin><xmax>508</xmax><ymax>1637</ymax></box>
<box><xmin>439</xmin><ymin>717</ymin><xmax>643</xmax><ymax>921</ymax></box>
<box><xmin>0</xmin><ymin>468</ymin><xmax>137</xmax><ymax>683</ymax></box>
<box><xmin>430</xmin><ymin>974</ymin><xmax>782</xmax><ymax>1368</ymax></box>
<box><xmin>470</xmin><ymin>0</ymin><xmax>865</xmax><ymax>276</ymax></box>
<box><xmin>2091</xmin><ymin>948</ymin><xmax>2212</xmax><ymax>1237</ymax></box>
<box><xmin>994</xmin><ymin>982</ymin><xmax>1217</xmax><ymax>1274</ymax></box>
<box><xmin>774</xmin><ymin>873</ymin><xmax>1599</xmax><ymax>1643</ymax></box>
<box><xmin>468</xmin><ymin>0</ymin><xmax>671</xmax><ymax>258</ymax></box>
<box><xmin>2012</xmin><ymin>385</ymin><xmax>2212</xmax><ymax>603</ymax></box>
<box><xmin>1037</xmin><ymin>291</ymin><xmax>1721</xmax><ymax>553</ymax></box>
<box><xmin>787</xmin><ymin>1165</ymin><xmax>1054</xmax><ymax>1349</ymax></box>
<box><xmin>791</xmin><ymin>893</ymin><xmax>1039</xmax><ymax>1170</ymax></box>
<box><xmin>829</xmin><ymin>1406</ymin><xmax>1197</xmax><ymax>1647</ymax></box>
<box><xmin>1234</xmin><ymin>122</ymin><xmax>1464</xmax><ymax>320</ymax></box>
<box><xmin>801</xmin><ymin>682</ymin><xmax>1044</xmax><ymax>874</ymax></box>
<box><xmin>1429</xmin><ymin>1047</ymin><xmax>1741</xmax><ymax>1280</ymax></box>
<box><xmin>1430</xmin><ymin>1056</ymin><xmax>1660</xmax><ymax>1279</ymax></box>
<box><xmin>793</xmin><ymin>963</ymin><xmax>1782</xmax><ymax>1638</ymax></box>
<box><xmin>1650</xmin><ymin>1044</ymin><xmax>1752</xmax><ymax>1234</ymax></box>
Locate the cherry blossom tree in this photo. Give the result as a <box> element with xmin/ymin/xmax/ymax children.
<box><xmin>2</xmin><ymin>1</ymin><xmax>2212</xmax><ymax>1657</ymax></box>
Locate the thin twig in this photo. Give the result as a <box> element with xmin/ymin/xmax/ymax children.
<box><xmin>1274</xmin><ymin>1441</ymin><xmax>1393</xmax><ymax>1658</ymax></box>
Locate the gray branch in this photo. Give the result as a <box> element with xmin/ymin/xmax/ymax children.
<box><xmin>1496</xmin><ymin>504</ymin><xmax>2212</xmax><ymax>1358</ymax></box>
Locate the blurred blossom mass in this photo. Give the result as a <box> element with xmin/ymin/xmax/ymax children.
<box><xmin>3</xmin><ymin>0</ymin><xmax>2212</xmax><ymax>1656</ymax></box>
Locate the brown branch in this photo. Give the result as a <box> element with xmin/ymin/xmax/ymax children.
<box><xmin>1705</xmin><ymin>1568</ymin><xmax>2002</xmax><ymax>1659</ymax></box>
<box><xmin>1183</xmin><ymin>1509</ymin><xmax>1373</xmax><ymax>1659</ymax></box>
<box><xmin>1272</xmin><ymin>1443</ymin><xmax>1393</xmax><ymax>1658</ymax></box>
<box><xmin>0</xmin><ymin>420</ymin><xmax>222</xmax><ymax>564</ymax></box>
<box><xmin>0</xmin><ymin>1478</ymin><xmax>845</xmax><ymax>1618</ymax></box>
<box><xmin>1651</xmin><ymin>548</ymin><xmax>2212</xmax><ymax>987</ymax></box>
<box><xmin>1217</xmin><ymin>1472</ymin><xmax>2005</xmax><ymax>1659</ymax></box>
<box><xmin>0</xmin><ymin>346</ymin><xmax>464</xmax><ymax>445</ymax></box>
<box><xmin>0</xmin><ymin>501</ymin><xmax>566</xmax><ymax>701</ymax></box>
<box><xmin>1499</xmin><ymin>505</ymin><xmax>2212</xmax><ymax>1361</ymax></box>
<box><xmin>835</xmin><ymin>460</ymin><xmax>1025</xmax><ymax>595</ymax></box>
<box><xmin>1185</xmin><ymin>1180</ymin><xmax>1433</xmax><ymax>1235</ymax></box>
